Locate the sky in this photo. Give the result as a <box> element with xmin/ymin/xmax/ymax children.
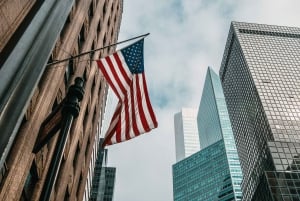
<box><xmin>104</xmin><ymin>1</ymin><xmax>300</xmax><ymax>201</ymax></box>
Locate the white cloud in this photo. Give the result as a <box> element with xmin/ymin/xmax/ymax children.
<box><xmin>106</xmin><ymin>1</ymin><xmax>300</xmax><ymax>200</ymax></box>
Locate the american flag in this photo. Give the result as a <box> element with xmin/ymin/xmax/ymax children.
<box><xmin>97</xmin><ymin>39</ymin><xmax>158</xmax><ymax>146</ymax></box>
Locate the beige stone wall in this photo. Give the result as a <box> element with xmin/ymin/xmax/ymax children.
<box><xmin>0</xmin><ymin>0</ymin><xmax>123</xmax><ymax>200</ymax></box>
<box><xmin>0</xmin><ymin>0</ymin><xmax>36</xmax><ymax>52</ymax></box>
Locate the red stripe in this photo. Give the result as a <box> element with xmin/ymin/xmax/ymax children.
<box><xmin>115</xmin><ymin>115</ymin><xmax>122</xmax><ymax>143</ymax></box>
<box><xmin>113</xmin><ymin>53</ymin><xmax>131</xmax><ymax>86</ymax></box>
<box><xmin>135</xmin><ymin>74</ymin><xmax>150</xmax><ymax>132</ymax></box>
<box><xmin>124</xmin><ymin>93</ymin><xmax>131</xmax><ymax>141</ymax></box>
<box><xmin>130</xmin><ymin>80</ymin><xmax>139</xmax><ymax>135</ymax></box>
<box><xmin>102</xmin><ymin>102</ymin><xmax>122</xmax><ymax>146</ymax></box>
<box><xmin>96</xmin><ymin>60</ymin><xmax>121</xmax><ymax>100</ymax></box>
<box><xmin>105</xmin><ymin>57</ymin><xmax>127</xmax><ymax>98</ymax></box>
<box><xmin>142</xmin><ymin>73</ymin><xmax>158</xmax><ymax>128</ymax></box>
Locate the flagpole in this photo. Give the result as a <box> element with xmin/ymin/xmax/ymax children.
<box><xmin>47</xmin><ymin>33</ymin><xmax>150</xmax><ymax>67</ymax></box>
<box><xmin>39</xmin><ymin>77</ymin><xmax>84</xmax><ymax>201</ymax></box>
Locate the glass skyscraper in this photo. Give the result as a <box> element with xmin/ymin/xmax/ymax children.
<box><xmin>89</xmin><ymin>139</ymin><xmax>116</xmax><ymax>201</ymax></box>
<box><xmin>174</xmin><ymin>108</ymin><xmax>200</xmax><ymax>162</ymax></box>
<box><xmin>219</xmin><ymin>22</ymin><xmax>300</xmax><ymax>200</ymax></box>
<box><xmin>173</xmin><ymin>67</ymin><xmax>243</xmax><ymax>201</ymax></box>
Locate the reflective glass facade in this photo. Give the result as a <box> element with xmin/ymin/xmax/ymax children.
<box><xmin>89</xmin><ymin>139</ymin><xmax>116</xmax><ymax>201</ymax></box>
<box><xmin>198</xmin><ymin>67</ymin><xmax>223</xmax><ymax>149</ymax></box>
<box><xmin>174</xmin><ymin>108</ymin><xmax>200</xmax><ymax>162</ymax></box>
<box><xmin>89</xmin><ymin>147</ymin><xmax>107</xmax><ymax>201</ymax></box>
<box><xmin>173</xmin><ymin>68</ymin><xmax>242</xmax><ymax>201</ymax></box>
<box><xmin>103</xmin><ymin>167</ymin><xmax>116</xmax><ymax>201</ymax></box>
<box><xmin>173</xmin><ymin>140</ymin><xmax>229</xmax><ymax>201</ymax></box>
<box><xmin>219</xmin><ymin>22</ymin><xmax>300</xmax><ymax>200</ymax></box>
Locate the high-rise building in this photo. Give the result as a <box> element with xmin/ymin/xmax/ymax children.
<box><xmin>103</xmin><ymin>167</ymin><xmax>116</xmax><ymax>201</ymax></box>
<box><xmin>88</xmin><ymin>139</ymin><xmax>116</xmax><ymax>201</ymax></box>
<box><xmin>219</xmin><ymin>22</ymin><xmax>300</xmax><ymax>200</ymax></box>
<box><xmin>0</xmin><ymin>0</ymin><xmax>122</xmax><ymax>200</ymax></box>
<box><xmin>174</xmin><ymin>108</ymin><xmax>200</xmax><ymax>162</ymax></box>
<box><xmin>173</xmin><ymin>67</ymin><xmax>243</xmax><ymax>201</ymax></box>
<box><xmin>89</xmin><ymin>147</ymin><xmax>107</xmax><ymax>201</ymax></box>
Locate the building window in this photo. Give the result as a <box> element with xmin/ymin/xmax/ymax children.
<box><xmin>83</xmin><ymin>109</ymin><xmax>89</xmax><ymax>131</ymax></box>
<box><xmin>21</xmin><ymin>161</ymin><xmax>38</xmax><ymax>200</ymax></box>
<box><xmin>78</xmin><ymin>25</ymin><xmax>85</xmax><ymax>51</ymax></box>
<box><xmin>103</xmin><ymin>34</ymin><xmax>107</xmax><ymax>47</ymax></box>
<box><xmin>107</xmin><ymin>17</ymin><xmax>110</xmax><ymax>27</ymax></box>
<box><xmin>85</xmin><ymin>137</ymin><xmax>90</xmax><ymax>163</ymax></box>
<box><xmin>83</xmin><ymin>68</ymin><xmax>88</xmax><ymax>84</ymax></box>
<box><xmin>103</xmin><ymin>1</ymin><xmax>107</xmax><ymax>14</ymax></box>
<box><xmin>90</xmin><ymin>41</ymin><xmax>95</xmax><ymax>61</ymax></box>
<box><xmin>97</xmin><ymin>22</ymin><xmax>101</xmax><ymax>33</ymax></box>
<box><xmin>64</xmin><ymin>187</ymin><xmax>70</xmax><ymax>201</ymax></box>
<box><xmin>91</xmin><ymin>78</ymin><xmax>96</xmax><ymax>95</ymax></box>
<box><xmin>88</xmin><ymin>2</ymin><xmax>94</xmax><ymax>17</ymax></box>
<box><xmin>0</xmin><ymin>162</ymin><xmax>8</xmax><ymax>187</ymax></box>
<box><xmin>77</xmin><ymin>173</ymin><xmax>83</xmax><ymax>197</ymax></box>
<box><xmin>60</xmin><ymin>15</ymin><xmax>71</xmax><ymax>40</ymax></box>
<box><xmin>64</xmin><ymin>59</ymin><xmax>74</xmax><ymax>86</ymax></box>
<box><xmin>73</xmin><ymin>143</ymin><xmax>80</xmax><ymax>169</ymax></box>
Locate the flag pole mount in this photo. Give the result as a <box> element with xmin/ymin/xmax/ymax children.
<box><xmin>46</xmin><ymin>33</ymin><xmax>150</xmax><ymax>67</ymax></box>
<box><xmin>39</xmin><ymin>77</ymin><xmax>84</xmax><ymax>201</ymax></box>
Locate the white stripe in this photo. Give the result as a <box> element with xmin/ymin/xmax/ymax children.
<box><xmin>117</xmin><ymin>52</ymin><xmax>132</xmax><ymax>79</ymax></box>
<box><xmin>104</xmin><ymin>102</ymin><xmax>121</xmax><ymax>143</ymax></box>
<box><xmin>127</xmin><ymin>90</ymin><xmax>135</xmax><ymax>139</ymax></box>
<box><xmin>132</xmin><ymin>75</ymin><xmax>144</xmax><ymax>133</ymax></box>
<box><xmin>101</xmin><ymin>57</ymin><xmax>124</xmax><ymax>99</ymax></box>
<box><xmin>111</xmin><ymin>53</ymin><xmax>132</xmax><ymax>92</ymax></box>
<box><xmin>111</xmin><ymin>133</ymin><xmax>117</xmax><ymax>144</ymax></box>
<box><xmin>120</xmin><ymin>103</ymin><xmax>126</xmax><ymax>142</ymax></box>
<box><xmin>139</xmin><ymin>74</ymin><xmax>155</xmax><ymax>128</ymax></box>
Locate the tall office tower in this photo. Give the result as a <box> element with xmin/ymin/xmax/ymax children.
<box><xmin>219</xmin><ymin>22</ymin><xmax>300</xmax><ymax>200</ymax></box>
<box><xmin>0</xmin><ymin>0</ymin><xmax>122</xmax><ymax>200</ymax></box>
<box><xmin>88</xmin><ymin>147</ymin><xmax>107</xmax><ymax>201</ymax></box>
<box><xmin>88</xmin><ymin>139</ymin><xmax>116</xmax><ymax>201</ymax></box>
<box><xmin>174</xmin><ymin>108</ymin><xmax>200</xmax><ymax>162</ymax></box>
<box><xmin>103</xmin><ymin>167</ymin><xmax>116</xmax><ymax>201</ymax></box>
<box><xmin>173</xmin><ymin>67</ymin><xmax>243</xmax><ymax>201</ymax></box>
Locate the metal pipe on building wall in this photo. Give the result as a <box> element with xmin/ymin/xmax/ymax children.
<box><xmin>0</xmin><ymin>0</ymin><xmax>75</xmax><ymax>170</ymax></box>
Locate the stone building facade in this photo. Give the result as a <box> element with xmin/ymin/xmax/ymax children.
<box><xmin>0</xmin><ymin>0</ymin><xmax>122</xmax><ymax>200</ymax></box>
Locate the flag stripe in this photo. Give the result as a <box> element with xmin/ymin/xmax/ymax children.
<box><xmin>105</xmin><ymin>57</ymin><xmax>127</xmax><ymax>99</ymax></box>
<box><xmin>130</xmin><ymin>80</ymin><xmax>139</xmax><ymax>136</ymax></box>
<box><xmin>139</xmin><ymin>74</ymin><xmax>153</xmax><ymax>131</ymax></box>
<box><xmin>97</xmin><ymin>61</ymin><xmax>121</xmax><ymax>100</ymax></box>
<box><xmin>135</xmin><ymin>74</ymin><xmax>150</xmax><ymax>132</ymax></box>
<box><xmin>132</xmin><ymin>76</ymin><xmax>144</xmax><ymax>134</ymax></box>
<box><xmin>102</xmin><ymin>102</ymin><xmax>122</xmax><ymax>146</ymax></box>
<box><xmin>124</xmin><ymin>94</ymin><xmax>131</xmax><ymax>141</ymax></box>
<box><xmin>102</xmin><ymin>60</ymin><xmax>124</xmax><ymax>99</ymax></box>
<box><xmin>113</xmin><ymin>53</ymin><xmax>131</xmax><ymax>86</ymax></box>
<box><xmin>142</xmin><ymin>73</ymin><xmax>158</xmax><ymax>128</ymax></box>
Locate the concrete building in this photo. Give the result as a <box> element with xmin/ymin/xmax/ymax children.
<box><xmin>174</xmin><ymin>108</ymin><xmax>200</xmax><ymax>162</ymax></box>
<box><xmin>220</xmin><ymin>22</ymin><xmax>300</xmax><ymax>200</ymax></box>
<box><xmin>173</xmin><ymin>67</ymin><xmax>243</xmax><ymax>201</ymax></box>
<box><xmin>0</xmin><ymin>0</ymin><xmax>122</xmax><ymax>200</ymax></box>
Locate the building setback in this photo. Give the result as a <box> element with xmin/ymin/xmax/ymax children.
<box><xmin>173</xmin><ymin>67</ymin><xmax>243</xmax><ymax>201</ymax></box>
<box><xmin>0</xmin><ymin>0</ymin><xmax>122</xmax><ymax>200</ymax></box>
<box><xmin>174</xmin><ymin>108</ymin><xmax>200</xmax><ymax>162</ymax></box>
<box><xmin>219</xmin><ymin>22</ymin><xmax>300</xmax><ymax>200</ymax></box>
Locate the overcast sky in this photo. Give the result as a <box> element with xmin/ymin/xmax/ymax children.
<box><xmin>104</xmin><ymin>1</ymin><xmax>300</xmax><ymax>201</ymax></box>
